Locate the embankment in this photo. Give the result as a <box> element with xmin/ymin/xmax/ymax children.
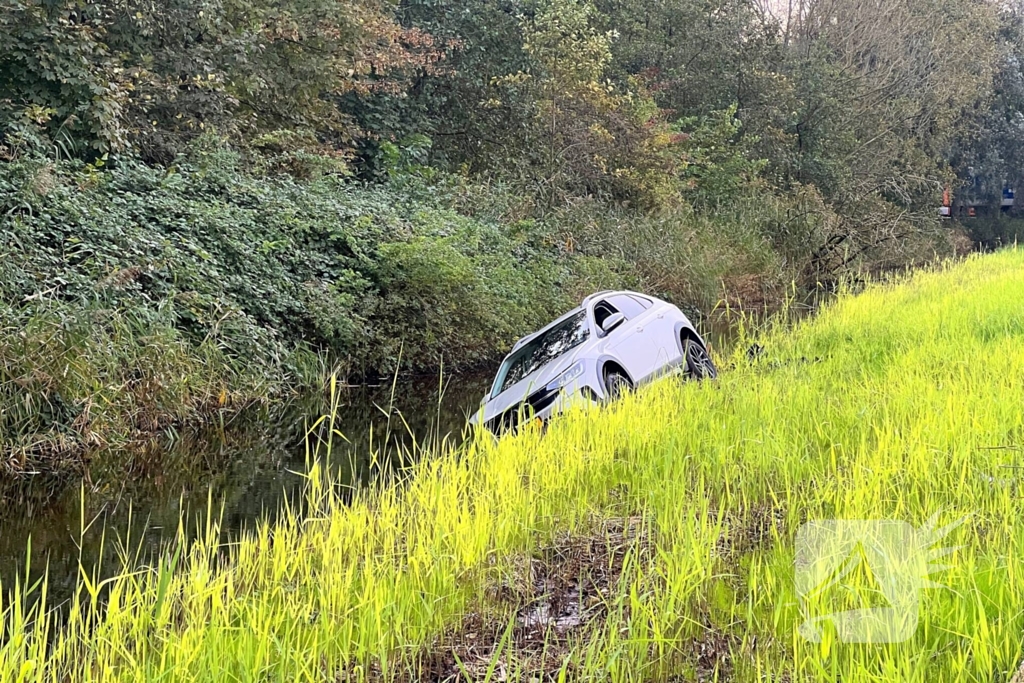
<box><xmin>3</xmin><ymin>250</ymin><xmax>1023</xmax><ymax>680</ymax></box>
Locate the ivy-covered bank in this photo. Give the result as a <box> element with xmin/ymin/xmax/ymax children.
<box><xmin>0</xmin><ymin>151</ymin><xmax>606</xmax><ymax>472</ymax></box>
<box><xmin>0</xmin><ymin>140</ymin><xmax>959</xmax><ymax>474</ymax></box>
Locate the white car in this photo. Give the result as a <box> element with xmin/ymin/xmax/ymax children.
<box><xmin>471</xmin><ymin>290</ymin><xmax>716</xmax><ymax>433</ymax></box>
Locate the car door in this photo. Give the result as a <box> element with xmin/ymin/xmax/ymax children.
<box><xmin>617</xmin><ymin>294</ymin><xmax>680</xmax><ymax>375</ymax></box>
<box><xmin>595</xmin><ymin>295</ymin><xmax>659</xmax><ymax>383</ymax></box>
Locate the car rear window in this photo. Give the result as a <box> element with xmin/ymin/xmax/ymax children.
<box><xmin>491</xmin><ymin>310</ymin><xmax>589</xmax><ymax>397</ymax></box>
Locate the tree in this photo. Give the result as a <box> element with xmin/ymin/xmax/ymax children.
<box><xmin>772</xmin><ymin>0</ymin><xmax>997</xmax><ymax>276</ymax></box>
<box><xmin>0</xmin><ymin>0</ymin><xmax>447</xmax><ymax>161</ymax></box>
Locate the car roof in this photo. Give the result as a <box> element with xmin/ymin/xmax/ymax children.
<box><xmin>507</xmin><ymin>291</ymin><xmax>658</xmax><ymax>353</ymax></box>
<box><xmin>581</xmin><ymin>289</ymin><xmax>654</xmax><ymax>307</ymax></box>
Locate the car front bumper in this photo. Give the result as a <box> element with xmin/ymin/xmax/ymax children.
<box><xmin>480</xmin><ymin>374</ymin><xmax>602</xmax><ymax>434</ymax></box>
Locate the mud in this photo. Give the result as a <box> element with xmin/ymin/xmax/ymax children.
<box><xmin>416</xmin><ymin>517</ymin><xmax>647</xmax><ymax>682</ymax></box>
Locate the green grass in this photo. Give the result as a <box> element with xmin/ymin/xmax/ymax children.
<box><xmin>0</xmin><ymin>300</ymin><xmax>300</xmax><ymax>476</ymax></box>
<box><xmin>4</xmin><ymin>250</ymin><xmax>1024</xmax><ymax>681</ymax></box>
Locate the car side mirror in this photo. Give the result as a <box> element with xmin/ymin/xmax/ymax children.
<box><xmin>600</xmin><ymin>312</ymin><xmax>625</xmax><ymax>335</ymax></box>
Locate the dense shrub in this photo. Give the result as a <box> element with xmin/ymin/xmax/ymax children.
<box><xmin>961</xmin><ymin>215</ymin><xmax>1024</xmax><ymax>250</ymax></box>
<box><xmin>0</xmin><ymin>147</ymin><xmax>619</xmax><ymax>466</ymax></box>
<box><xmin>0</xmin><ymin>0</ymin><xmax>448</xmax><ymax>161</ymax></box>
<box><xmin>0</xmin><ymin>143</ymin><xmax>807</xmax><ymax>467</ymax></box>
<box><xmin>0</xmin><ymin>150</ymin><xmax>599</xmax><ymax>377</ymax></box>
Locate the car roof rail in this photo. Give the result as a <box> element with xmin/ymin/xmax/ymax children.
<box><xmin>581</xmin><ymin>290</ymin><xmax>617</xmax><ymax>306</ymax></box>
<box><xmin>510</xmin><ymin>336</ymin><xmax>531</xmax><ymax>352</ymax></box>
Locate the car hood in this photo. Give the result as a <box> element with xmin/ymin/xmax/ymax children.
<box><xmin>473</xmin><ymin>348</ymin><xmax>585</xmax><ymax>424</ymax></box>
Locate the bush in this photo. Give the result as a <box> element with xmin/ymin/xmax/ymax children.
<box><xmin>0</xmin><ymin>148</ymin><xmax>607</xmax><ymax>463</ymax></box>
<box><xmin>0</xmin><ymin>142</ymin><xmax>812</xmax><ymax>470</ymax></box>
<box><xmin>961</xmin><ymin>214</ymin><xmax>1024</xmax><ymax>250</ymax></box>
<box><xmin>2</xmin><ymin>154</ymin><xmax>594</xmax><ymax>370</ymax></box>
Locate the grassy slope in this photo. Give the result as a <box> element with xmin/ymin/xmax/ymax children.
<box><xmin>4</xmin><ymin>251</ymin><xmax>1024</xmax><ymax>681</ymax></box>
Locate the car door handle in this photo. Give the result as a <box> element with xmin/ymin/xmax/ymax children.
<box><xmin>636</xmin><ymin>325</ymin><xmax>644</xmax><ymax>332</ymax></box>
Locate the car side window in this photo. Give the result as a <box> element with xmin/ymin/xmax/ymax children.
<box><xmin>607</xmin><ymin>294</ymin><xmax>646</xmax><ymax>320</ymax></box>
<box><xmin>593</xmin><ymin>300</ymin><xmax>620</xmax><ymax>329</ymax></box>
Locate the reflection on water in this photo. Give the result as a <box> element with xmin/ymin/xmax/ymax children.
<box><xmin>0</xmin><ymin>372</ymin><xmax>492</xmax><ymax>605</ymax></box>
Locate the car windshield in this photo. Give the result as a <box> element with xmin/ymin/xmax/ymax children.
<box><xmin>491</xmin><ymin>310</ymin><xmax>589</xmax><ymax>397</ymax></box>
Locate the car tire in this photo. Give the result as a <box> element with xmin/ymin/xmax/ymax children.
<box><xmin>603</xmin><ymin>369</ymin><xmax>632</xmax><ymax>401</ymax></box>
<box><xmin>683</xmin><ymin>337</ymin><xmax>718</xmax><ymax>380</ymax></box>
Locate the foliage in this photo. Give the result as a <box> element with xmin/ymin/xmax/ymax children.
<box><xmin>1</xmin><ymin>0</ymin><xmax>1018</xmax><ymax>469</ymax></box>
<box><xmin>674</xmin><ymin>106</ymin><xmax>766</xmax><ymax>210</ymax></box>
<box><xmin>0</xmin><ymin>149</ymin><xmax>597</xmax><ymax>372</ymax></box>
<box><xmin>386</xmin><ymin>0</ymin><xmax>1000</xmax><ymax>279</ymax></box>
<box><xmin>2</xmin><ymin>0</ymin><xmax>1011</xmax><ymax>283</ymax></box>
<box><xmin>0</xmin><ymin>0</ymin><xmax>448</xmax><ymax>161</ymax></box>
<box><xmin>0</xmin><ymin>147</ymin><xmax>635</xmax><ymax>462</ymax></box>
<box><xmin>952</xmin><ymin>2</ymin><xmax>1024</xmax><ymax>209</ymax></box>
<box><xmin>960</xmin><ymin>215</ymin><xmax>1024</xmax><ymax>251</ymax></box>
<box><xmin>493</xmin><ymin>0</ymin><xmax>673</xmax><ymax>207</ymax></box>
<box><xmin>595</xmin><ymin>0</ymin><xmax>782</xmax><ymax>118</ymax></box>
<box><xmin>4</xmin><ymin>251</ymin><xmax>1024</xmax><ymax>680</ymax></box>
<box><xmin>0</xmin><ymin>0</ymin><xmax>130</xmax><ymax>156</ymax></box>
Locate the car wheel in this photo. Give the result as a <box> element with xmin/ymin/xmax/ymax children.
<box><xmin>683</xmin><ymin>338</ymin><xmax>718</xmax><ymax>380</ymax></box>
<box><xmin>603</xmin><ymin>369</ymin><xmax>632</xmax><ymax>401</ymax></box>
